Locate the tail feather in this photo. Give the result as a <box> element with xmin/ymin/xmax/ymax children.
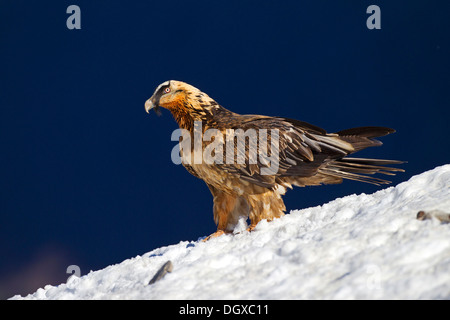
<box><xmin>321</xmin><ymin>157</ymin><xmax>406</xmax><ymax>186</ymax></box>
<box><xmin>336</xmin><ymin>126</ymin><xmax>395</xmax><ymax>138</ymax></box>
<box><xmin>320</xmin><ymin>168</ymin><xmax>392</xmax><ymax>185</ymax></box>
<box><xmin>282</xmin><ymin>125</ymin><xmax>405</xmax><ymax>187</ymax></box>
<box><xmin>336</xmin><ymin>126</ymin><xmax>396</xmax><ymax>153</ymax></box>
<box><xmin>338</xmin><ymin>157</ymin><xmax>404</xmax><ymax>165</ymax></box>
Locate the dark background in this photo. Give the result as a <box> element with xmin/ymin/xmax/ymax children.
<box><xmin>1</xmin><ymin>1</ymin><xmax>449</xmax><ymax>298</ymax></box>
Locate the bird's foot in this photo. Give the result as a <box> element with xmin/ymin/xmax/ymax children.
<box><xmin>202</xmin><ymin>224</ymin><xmax>258</xmax><ymax>242</ymax></box>
<box><xmin>202</xmin><ymin>230</ymin><xmax>231</xmax><ymax>242</ymax></box>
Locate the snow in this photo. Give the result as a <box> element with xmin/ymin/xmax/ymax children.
<box><xmin>11</xmin><ymin>165</ymin><xmax>450</xmax><ymax>300</ymax></box>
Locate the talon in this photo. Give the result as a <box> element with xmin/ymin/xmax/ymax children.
<box><xmin>202</xmin><ymin>230</ymin><xmax>230</xmax><ymax>242</ymax></box>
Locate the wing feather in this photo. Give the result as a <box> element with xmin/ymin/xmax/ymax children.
<box><xmin>215</xmin><ymin>116</ymin><xmax>360</xmax><ymax>189</ymax></box>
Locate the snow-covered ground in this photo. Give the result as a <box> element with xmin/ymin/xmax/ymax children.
<box><xmin>12</xmin><ymin>165</ymin><xmax>450</xmax><ymax>300</ymax></box>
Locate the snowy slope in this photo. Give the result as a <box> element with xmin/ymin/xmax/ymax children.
<box><xmin>12</xmin><ymin>165</ymin><xmax>450</xmax><ymax>300</ymax></box>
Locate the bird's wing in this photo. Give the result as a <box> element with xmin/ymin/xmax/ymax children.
<box><xmin>214</xmin><ymin>116</ymin><xmax>358</xmax><ymax>189</ymax></box>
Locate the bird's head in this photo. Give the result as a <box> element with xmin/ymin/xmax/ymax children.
<box><xmin>145</xmin><ymin>80</ymin><xmax>221</xmax><ymax>129</ymax></box>
<box><xmin>145</xmin><ymin>80</ymin><xmax>204</xmax><ymax>115</ymax></box>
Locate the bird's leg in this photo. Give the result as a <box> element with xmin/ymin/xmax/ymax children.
<box><xmin>204</xmin><ymin>185</ymin><xmax>251</xmax><ymax>241</ymax></box>
<box><xmin>246</xmin><ymin>191</ymin><xmax>286</xmax><ymax>232</ymax></box>
<box><xmin>246</xmin><ymin>224</ymin><xmax>257</xmax><ymax>232</ymax></box>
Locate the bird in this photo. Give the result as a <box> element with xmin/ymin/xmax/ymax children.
<box><xmin>145</xmin><ymin>80</ymin><xmax>404</xmax><ymax>240</ymax></box>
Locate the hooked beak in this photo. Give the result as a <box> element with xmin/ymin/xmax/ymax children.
<box><xmin>145</xmin><ymin>97</ymin><xmax>161</xmax><ymax>116</ymax></box>
<box><xmin>145</xmin><ymin>98</ymin><xmax>155</xmax><ymax>113</ymax></box>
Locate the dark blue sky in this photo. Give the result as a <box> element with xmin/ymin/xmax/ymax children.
<box><xmin>1</xmin><ymin>1</ymin><xmax>449</xmax><ymax>298</ymax></box>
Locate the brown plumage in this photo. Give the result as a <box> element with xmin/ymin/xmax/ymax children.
<box><xmin>145</xmin><ymin>80</ymin><xmax>404</xmax><ymax>239</ymax></box>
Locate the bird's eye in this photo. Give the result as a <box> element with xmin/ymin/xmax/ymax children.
<box><xmin>164</xmin><ymin>87</ymin><xmax>171</xmax><ymax>94</ymax></box>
